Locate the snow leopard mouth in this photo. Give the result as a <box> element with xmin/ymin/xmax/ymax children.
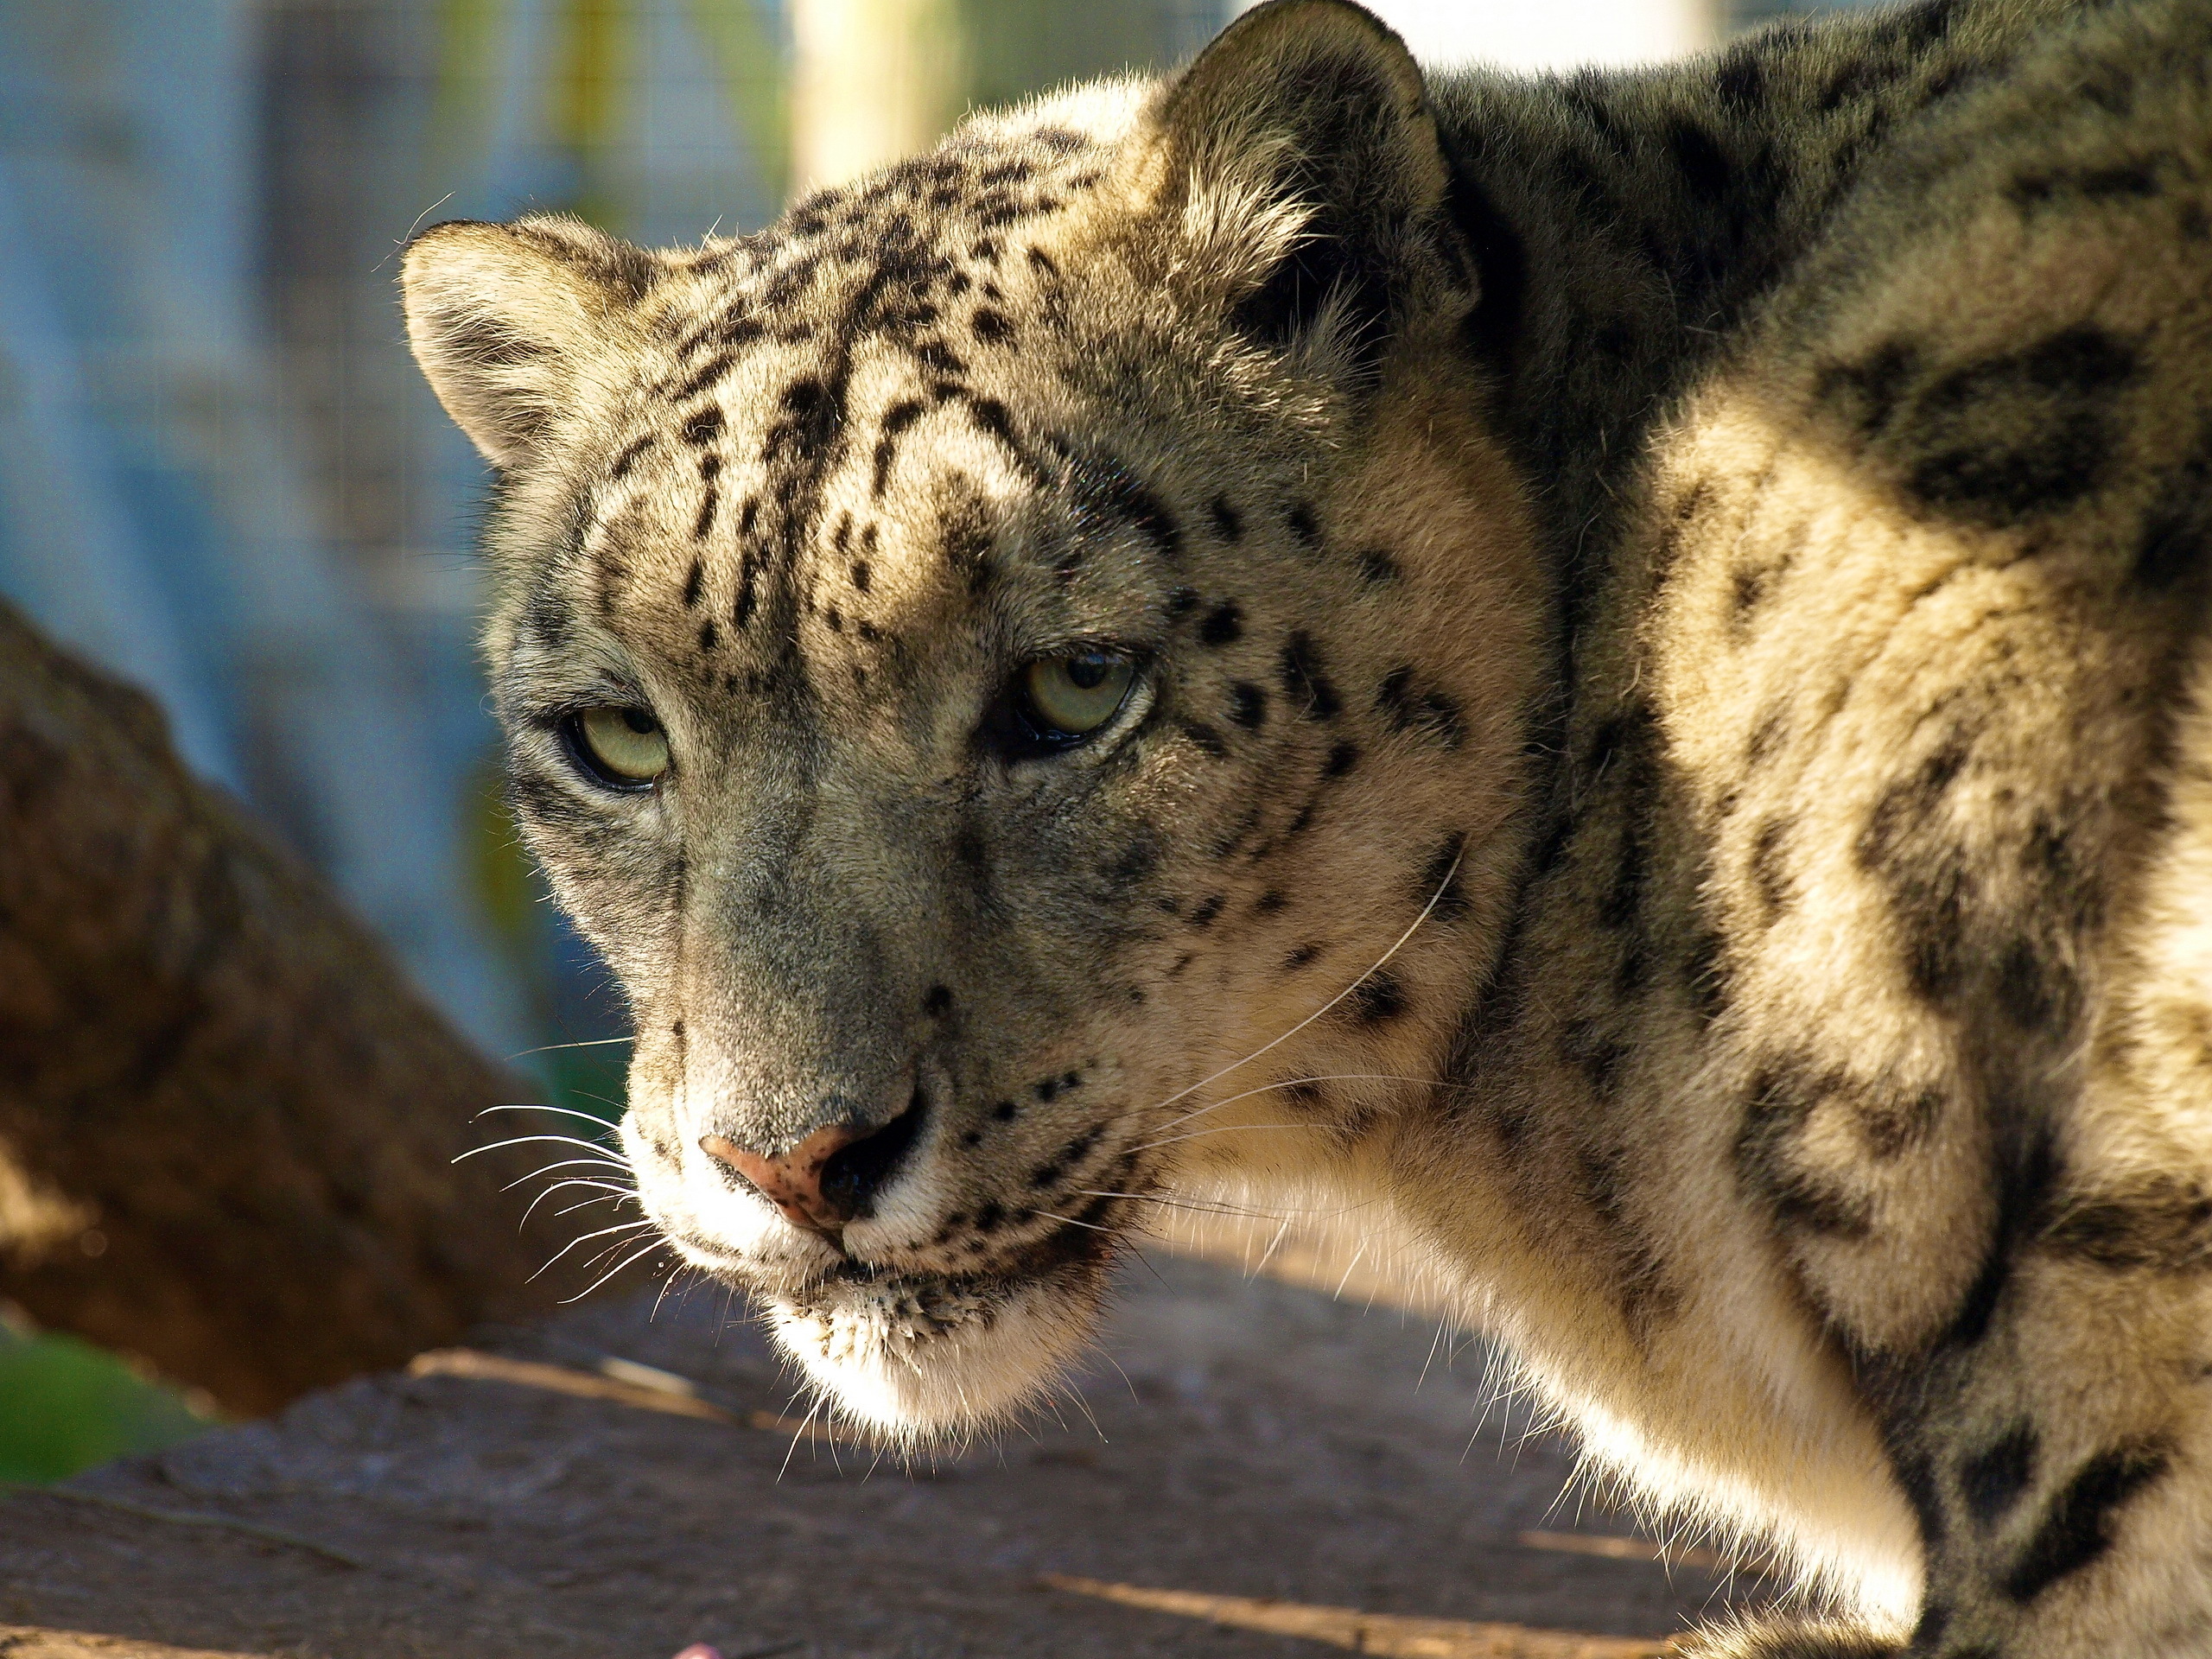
<box><xmin>667</xmin><ymin>1194</ymin><xmax>1130</xmax><ymax>1437</ymax></box>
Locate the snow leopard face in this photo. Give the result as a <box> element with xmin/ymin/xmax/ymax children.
<box><xmin>404</xmin><ymin>0</ymin><xmax>1541</xmax><ymax>1436</ymax></box>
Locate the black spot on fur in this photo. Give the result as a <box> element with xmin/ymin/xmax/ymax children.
<box><xmin>2044</xmin><ymin>1174</ymin><xmax>2212</xmax><ymax>1273</ymax></box>
<box><xmin>1961</xmin><ymin>1421</ymin><xmax>2038</xmax><ymax>1529</ymax></box>
<box><xmin>1356</xmin><ymin>549</ymin><xmax>1399</xmax><ymax>584</ymax></box>
<box><xmin>1713</xmin><ymin>41</ymin><xmax>1765</xmax><ymax>113</ymax></box>
<box><xmin>1749</xmin><ymin>815</ymin><xmax>1793</xmax><ymax>918</ymax></box>
<box><xmin>2133</xmin><ymin>442</ymin><xmax>2212</xmax><ymax>591</ymax></box>
<box><xmin>972</xmin><ymin>306</ymin><xmax>1014</xmax><ymax>344</ymax></box>
<box><xmin>1287</xmin><ymin>503</ymin><xmax>1321</xmax><ymax>550</ymax></box>
<box><xmin>1348</xmin><ymin>970</ymin><xmax>1406</xmax><ymax>1025</ymax></box>
<box><xmin>1682</xmin><ymin>931</ymin><xmax>1731</xmax><ymax>1025</ymax></box>
<box><xmin>1255</xmin><ymin>890</ymin><xmax>1286</xmax><ymax>915</ymax></box>
<box><xmin>1188</xmin><ymin>894</ymin><xmax>1224</xmax><ymax>928</ymax></box>
<box><xmin>1179</xmin><ymin>721</ymin><xmax>1228</xmax><ymax>759</ymax></box>
<box><xmin>991</xmin><ymin>1101</ymin><xmax>1018</xmax><ymax>1122</ymax></box>
<box><xmin>681</xmin><ymin>406</ymin><xmax>723</xmax><ymax>447</ymax></box>
<box><xmin>693</xmin><ymin>488</ymin><xmax>719</xmax><ymax>541</ymax></box>
<box><xmin>2008</xmin><ymin>162</ymin><xmax>2160</xmax><ymax>208</ymax></box>
<box><xmin>1816</xmin><ymin>339</ymin><xmax>1922</xmax><ymax>435</ymax></box>
<box><xmin>1375</xmin><ymin>666</ymin><xmax>1466</xmax><ymax>749</ymax></box>
<box><xmin>1904</xmin><ymin>328</ymin><xmax>2141</xmax><ymax>524</ymax></box>
<box><xmin>1559</xmin><ymin>1018</ymin><xmax>1629</xmax><ymax>1099</ymax></box>
<box><xmin>872</xmin><ymin>399</ymin><xmax>926</xmax><ymax>496</ymax></box>
<box><xmin>681</xmin><ymin>559</ymin><xmax>705</xmax><ymax>609</ymax></box>
<box><xmin>1198</xmin><ymin>603</ymin><xmax>1243</xmax><ymax>647</ymax></box>
<box><xmin>2004</xmin><ymin>1442</ymin><xmax>2171</xmax><ymax>1601</ymax></box>
<box><xmin>1058</xmin><ymin>445</ymin><xmax>1181</xmax><ymax>561</ymax></box>
<box><xmin>1167</xmin><ymin>587</ymin><xmax>1199</xmax><ymax>617</ymax></box>
<box><xmin>1229</xmin><ymin>683</ymin><xmax>1267</xmax><ymax>729</ymax></box>
<box><xmin>1284</xmin><ymin>943</ymin><xmax>1322</xmax><ymax>971</ymax></box>
<box><xmin>610</xmin><ymin>434</ymin><xmax>655</xmax><ymax>479</ymax></box>
<box><xmin>1945</xmin><ymin>1130</ymin><xmax>2057</xmax><ymax>1349</ymax></box>
<box><xmin>697</xmin><ymin>620</ymin><xmax>719</xmax><ymax>652</ymax></box>
<box><xmin>924</xmin><ymin>985</ymin><xmax>953</xmax><ymax>1017</ymax></box>
<box><xmin>667</xmin><ymin>350</ymin><xmax>736</xmax><ymax>404</ymax></box>
<box><xmin>1854</xmin><ymin>729</ymin><xmax>1975</xmax><ymax>1001</ymax></box>
<box><xmin>1730</xmin><ymin>566</ymin><xmax>1767</xmax><ymax>618</ymax></box>
<box><xmin>1995</xmin><ymin>937</ymin><xmax>2073</xmax><ymax>1031</ymax></box>
<box><xmin>734</xmin><ymin>552</ymin><xmax>759</xmax><ymax>630</ymax></box>
<box><xmin>1209</xmin><ymin>497</ymin><xmax>1243</xmax><ymax>541</ymax></box>
<box><xmin>1745</xmin><ymin>709</ymin><xmax>1788</xmax><ymax>768</ymax></box>
<box><xmin>764</xmin><ymin>378</ymin><xmax>842</xmax><ymax>464</ymax></box>
<box><xmin>1278</xmin><ymin>633</ymin><xmax>1341</xmax><ymax>719</ymax></box>
<box><xmin>1665</xmin><ymin>118</ymin><xmax>1732</xmax><ymax>200</ymax></box>
<box><xmin>1325</xmin><ymin>741</ymin><xmax>1359</xmax><ymax>778</ymax></box>
<box><xmin>1894</xmin><ymin>1450</ymin><xmax>1949</xmax><ymax>1550</ymax></box>
<box><xmin>1736</xmin><ymin>1063</ymin><xmax>1875</xmax><ymax>1237</ymax></box>
<box><xmin>1910</xmin><ymin>1601</ymin><xmax>1953</xmax><ymax>1651</ymax></box>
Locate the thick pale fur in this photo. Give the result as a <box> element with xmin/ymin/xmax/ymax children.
<box><xmin>404</xmin><ymin>0</ymin><xmax>2212</xmax><ymax>1649</ymax></box>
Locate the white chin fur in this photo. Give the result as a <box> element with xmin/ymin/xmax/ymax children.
<box><xmin>765</xmin><ymin>1268</ymin><xmax>1103</xmax><ymax>1440</ymax></box>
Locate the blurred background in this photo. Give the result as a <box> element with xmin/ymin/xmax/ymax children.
<box><xmin>0</xmin><ymin>0</ymin><xmax>1870</xmax><ymax>1480</ymax></box>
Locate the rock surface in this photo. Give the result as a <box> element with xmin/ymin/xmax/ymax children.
<box><xmin>0</xmin><ymin>1249</ymin><xmax>1774</xmax><ymax>1657</ymax></box>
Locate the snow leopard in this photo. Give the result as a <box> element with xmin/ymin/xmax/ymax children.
<box><xmin>402</xmin><ymin>0</ymin><xmax>2212</xmax><ymax>1649</ymax></box>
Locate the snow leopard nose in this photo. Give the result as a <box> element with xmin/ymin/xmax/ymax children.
<box><xmin>700</xmin><ymin>1089</ymin><xmax>926</xmax><ymax>1236</ymax></box>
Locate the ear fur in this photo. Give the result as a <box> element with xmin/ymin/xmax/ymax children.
<box><xmin>401</xmin><ymin>215</ymin><xmax>660</xmax><ymax>468</ymax></box>
<box><xmin>1145</xmin><ymin>0</ymin><xmax>1458</xmax><ymax>373</ymax></box>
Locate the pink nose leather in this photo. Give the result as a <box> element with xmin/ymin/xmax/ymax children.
<box><xmin>701</xmin><ymin>1124</ymin><xmax>867</xmax><ymax>1234</ymax></box>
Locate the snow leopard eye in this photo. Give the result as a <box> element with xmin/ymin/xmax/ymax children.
<box><xmin>565</xmin><ymin>706</ymin><xmax>670</xmax><ymax>789</ymax></box>
<box><xmin>1020</xmin><ymin>651</ymin><xmax>1136</xmax><ymax>743</ymax></box>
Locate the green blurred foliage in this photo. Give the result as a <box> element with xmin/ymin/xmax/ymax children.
<box><xmin>0</xmin><ymin>1322</ymin><xmax>213</xmax><ymax>1484</ymax></box>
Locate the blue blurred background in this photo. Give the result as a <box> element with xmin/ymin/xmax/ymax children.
<box><xmin>0</xmin><ymin>0</ymin><xmax>1864</xmax><ymax>1479</ymax></box>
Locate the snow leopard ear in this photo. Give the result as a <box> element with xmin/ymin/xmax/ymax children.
<box><xmin>402</xmin><ymin>215</ymin><xmax>659</xmax><ymax>469</ymax></box>
<box><xmin>1143</xmin><ymin>0</ymin><xmax>1457</xmax><ymax>377</ymax></box>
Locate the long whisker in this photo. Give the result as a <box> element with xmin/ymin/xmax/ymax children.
<box><xmin>1072</xmin><ymin>1190</ymin><xmax>1277</xmax><ymax>1219</ymax></box>
<box><xmin>1128</xmin><ymin>848</ymin><xmax>1465</xmax><ymax>1122</ymax></box>
<box><xmin>455</xmin><ymin>1132</ymin><xmax>623</xmax><ymax>1164</ymax></box>
<box><xmin>473</xmin><ymin>1103</ymin><xmax>626</xmax><ymax>1129</ymax></box>
<box><xmin>518</xmin><ymin>1175</ymin><xmax>636</xmax><ymax>1229</ymax></box>
<box><xmin>1027</xmin><ymin>1208</ymin><xmax>1119</xmax><ymax>1234</ymax></box>
<box><xmin>1125</xmin><ymin>1122</ymin><xmax>1327</xmax><ymax>1155</ymax></box>
<box><xmin>559</xmin><ymin>1236</ymin><xmax>667</xmax><ymax>1304</ymax></box>
<box><xmin>528</xmin><ymin>1217</ymin><xmax>660</xmax><ymax>1281</ymax></box>
<box><xmin>502</xmin><ymin>1156</ymin><xmax>632</xmax><ymax>1192</ymax></box>
<box><xmin>503</xmin><ymin>1038</ymin><xmax>633</xmax><ymax>1060</ymax></box>
<box><xmin>552</xmin><ymin>1189</ymin><xmax>642</xmax><ymax>1218</ymax></box>
<box><xmin>1145</xmin><ymin>1071</ymin><xmax>1459</xmax><ymax>1140</ymax></box>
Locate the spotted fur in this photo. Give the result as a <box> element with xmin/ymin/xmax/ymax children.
<box><xmin>405</xmin><ymin>0</ymin><xmax>2212</xmax><ymax>1649</ymax></box>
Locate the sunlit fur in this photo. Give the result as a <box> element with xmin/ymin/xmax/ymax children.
<box><xmin>409</xmin><ymin>0</ymin><xmax>2212</xmax><ymax>1649</ymax></box>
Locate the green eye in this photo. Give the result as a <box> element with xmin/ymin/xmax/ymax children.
<box><xmin>570</xmin><ymin>706</ymin><xmax>670</xmax><ymax>786</ymax></box>
<box><xmin>1021</xmin><ymin>652</ymin><xmax>1136</xmax><ymax>741</ymax></box>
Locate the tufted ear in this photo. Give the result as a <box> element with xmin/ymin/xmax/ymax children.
<box><xmin>401</xmin><ymin>215</ymin><xmax>660</xmax><ymax>469</ymax></box>
<box><xmin>1144</xmin><ymin>0</ymin><xmax>1457</xmax><ymax>376</ymax></box>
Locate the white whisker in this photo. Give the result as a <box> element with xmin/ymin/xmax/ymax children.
<box><xmin>551</xmin><ymin>1189</ymin><xmax>643</xmax><ymax>1218</ymax></box>
<box><xmin>1027</xmin><ymin>1208</ymin><xmax>1120</xmax><ymax>1234</ymax></box>
<box><xmin>518</xmin><ymin>1176</ymin><xmax>638</xmax><ymax>1229</ymax></box>
<box><xmin>473</xmin><ymin>1103</ymin><xmax>626</xmax><ymax>1128</ymax></box>
<box><xmin>502</xmin><ymin>1156</ymin><xmax>632</xmax><ymax>1193</ymax></box>
<box><xmin>528</xmin><ymin>1217</ymin><xmax>659</xmax><ymax>1281</ymax></box>
<box><xmin>1146</xmin><ymin>1071</ymin><xmax>1458</xmax><ymax>1140</ymax></box>
<box><xmin>559</xmin><ymin>1236</ymin><xmax>667</xmax><ymax>1303</ymax></box>
<box><xmin>455</xmin><ymin>1132</ymin><xmax>624</xmax><ymax>1165</ymax></box>
<box><xmin>1125</xmin><ymin>1122</ymin><xmax>1326</xmax><ymax>1155</ymax></box>
<box><xmin>501</xmin><ymin>1039</ymin><xmax>633</xmax><ymax>1061</ymax></box>
<box><xmin>1121</xmin><ymin>847</ymin><xmax>1466</xmax><ymax>1127</ymax></box>
<box><xmin>1073</xmin><ymin>1190</ymin><xmax>1275</xmax><ymax>1219</ymax></box>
